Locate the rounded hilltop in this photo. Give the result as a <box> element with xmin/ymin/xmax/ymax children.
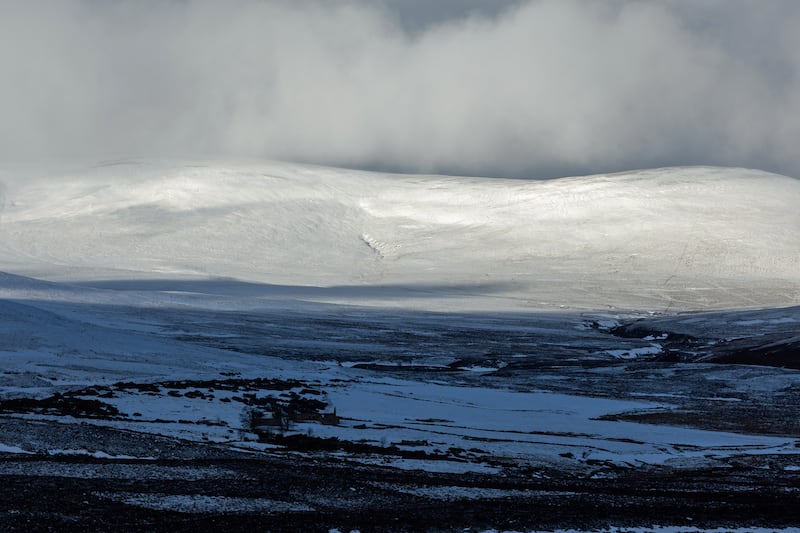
<box><xmin>1</xmin><ymin>160</ymin><xmax>797</xmax><ymax>312</ymax></box>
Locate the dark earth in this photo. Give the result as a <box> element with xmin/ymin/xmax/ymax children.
<box><xmin>2</xmin><ymin>418</ymin><xmax>800</xmax><ymax>533</ymax></box>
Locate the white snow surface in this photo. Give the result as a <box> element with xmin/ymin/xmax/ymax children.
<box><xmin>0</xmin><ymin>160</ymin><xmax>799</xmax><ymax>472</ymax></box>
<box><xmin>1</xmin><ymin>160</ymin><xmax>798</xmax><ymax>312</ymax></box>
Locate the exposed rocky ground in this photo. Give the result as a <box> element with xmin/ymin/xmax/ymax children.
<box><xmin>2</xmin><ymin>416</ymin><xmax>800</xmax><ymax>532</ymax></box>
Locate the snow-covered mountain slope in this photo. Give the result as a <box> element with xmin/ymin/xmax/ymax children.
<box><xmin>1</xmin><ymin>160</ymin><xmax>798</xmax><ymax>312</ymax></box>
<box><xmin>0</xmin><ymin>296</ymin><xmax>266</xmax><ymax>389</ymax></box>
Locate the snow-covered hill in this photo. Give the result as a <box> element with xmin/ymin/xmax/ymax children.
<box><xmin>2</xmin><ymin>161</ymin><xmax>800</xmax><ymax>525</ymax></box>
<box><xmin>1</xmin><ymin>160</ymin><xmax>798</xmax><ymax>311</ymax></box>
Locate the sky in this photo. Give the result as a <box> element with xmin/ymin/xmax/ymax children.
<box><xmin>1</xmin><ymin>0</ymin><xmax>799</xmax><ymax>179</ymax></box>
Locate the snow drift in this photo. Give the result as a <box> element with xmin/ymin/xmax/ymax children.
<box><xmin>0</xmin><ymin>161</ymin><xmax>797</xmax><ymax>312</ymax></box>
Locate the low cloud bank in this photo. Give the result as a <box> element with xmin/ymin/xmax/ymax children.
<box><xmin>1</xmin><ymin>0</ymin><xmax>799</xmax><ymax>178</ymax></box>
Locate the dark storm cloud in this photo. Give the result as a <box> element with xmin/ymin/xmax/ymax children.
<box><xmin>1</xmin><ymin>0</ymin><xmax>799</xmax><ymax>178</ymax></box>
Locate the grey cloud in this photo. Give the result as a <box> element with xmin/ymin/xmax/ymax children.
<box><xmin>370</xmin><ymin>0</ymin><xmax>524</xmax><ymax>34</ymax></box>
<box><xmin>1</xmin><ymin>0</ymin><xmax>799</xmax><ymax>179</ymax></box>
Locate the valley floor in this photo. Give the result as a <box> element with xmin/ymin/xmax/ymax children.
<box><xmin>1</xmin><ymin>283</ymin><xmax>799</xmax><ymax>531</ymax></box>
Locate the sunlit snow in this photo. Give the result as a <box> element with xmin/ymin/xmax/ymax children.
<box><xmin>1</xmin><ymin>160</ymin><xmax>797</xmax><ymax>312</ymax></box>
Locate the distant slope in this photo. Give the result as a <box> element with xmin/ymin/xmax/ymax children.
<box><xmin>0</xmin><ymin>294</ymin><xmax>238</xmax><ymax>385</ymax></box>
<box><xmin>1</xmin><ymin>161</ymin><xmax>798</xmax><ymax>312</ymax></box>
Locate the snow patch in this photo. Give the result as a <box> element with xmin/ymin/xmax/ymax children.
<box><xmin>93</xmin><ymin>492</ymin><xmax>314</xmax><ymax>514</ymax></box>
<box><xmin>0</xmin><ymin>443</ymin><xmax>34</xmax><ymax>455</ymax></box>
<box><xmin>605</xmin><ymin>344</ymin><xmax>662</xmax><ymax>359</ymax></box>
<box><xmin>47</xmin><ymin>449</ymin><xmax>153</xmax><ymax>460</ymax></box>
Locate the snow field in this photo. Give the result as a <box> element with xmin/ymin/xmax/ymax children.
<box><xmin>1</xmin><ymin>160</ymin><xmax>798</xmax><ymax>312</ymax></box>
